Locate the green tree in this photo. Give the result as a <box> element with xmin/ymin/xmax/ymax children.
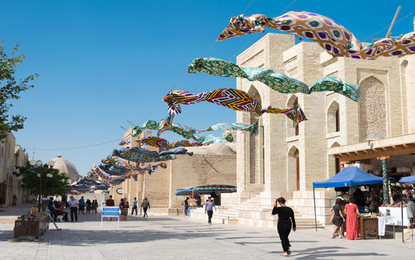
<box><xmin>1</xmin><ymin>41</ymin><xmax>38</xmax><ymax>140</ymax></box>
<box><xmin>14</xmin><ymin>162</ymin><xmax>70</xmax><ymax>197</ymax></box>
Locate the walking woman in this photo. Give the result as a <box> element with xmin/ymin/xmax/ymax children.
<box><xmin>344</xmin><ymin>197</ymin><xmax>359</xmax><ymax>240</ymax></box>
<box><xmin>141</xmin><ymin>197</ymin><xmax>150</xmax><ymax>217</ymax></box>
<box><xmin>331</xmin><ymin>198</ymin><xmax>345</xmax><ymax>238</ymax></box>
<box><xmin>272</xmin><ymin>197</ymin><xmax>296</xmax><ymax>256</ymax></box>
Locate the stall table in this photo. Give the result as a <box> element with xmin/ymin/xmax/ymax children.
<box><xmin>359</xmin><ymin>217</ymin><xmax>378</xmax><ymax>239</ymax></box>
<box><xmin>14</xmin><ymin>216</ymin><xmax>49</xmax><ymax>239</ymax></box>
<box><xmin>378</xmin><ymin>215</ymin><xmax>395</xmax><ymax>238</ymax></box>
<box><xmin>379</xmin><ymin>207</ymin><xmax>409</xmax><ymax>226</ymax></box>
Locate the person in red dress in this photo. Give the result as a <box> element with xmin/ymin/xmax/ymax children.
<box><xmin>345</xmin><ymin>197</ymin><xmax>360</xmax><ymax>240</ymax></box>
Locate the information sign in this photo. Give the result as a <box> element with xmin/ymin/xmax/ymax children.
<box><xmin>101</xmin><ymin>206</ymin><xmax>120</xmax><ymax>227</ymax></box>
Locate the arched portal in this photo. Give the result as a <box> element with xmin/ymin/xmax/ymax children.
<box><xmin>327</xmin><ymin>142</ymin><xmax>341</xmax><ymax>178</ymax></box>
<box><xmin>327</xmin><ymin>101</ymin><xmax>340</xmax><ymax>133</ymax></box>
<box><xmin>287</xmin><ymin>95</ymin><xmax>299</xmax><ymax>137</ymax></box>
<box><xmin>287</xmin><ymin>145</ymin><xmax>300</xmax><ymax>191</ymax></box>
<box><xmin>247</xmin><ymin>85</ymin><xmax>263</xmax><ymax>185</ymax></box>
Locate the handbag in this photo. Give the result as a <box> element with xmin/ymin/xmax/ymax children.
<box><xmin>329</xmin><ymin>212</ymin><xmax>334</xmax><ymax>222</ymax></box>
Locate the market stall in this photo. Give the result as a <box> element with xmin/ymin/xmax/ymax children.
<box><xmin>175</xmin><ymin>185</ymin><xmax>237</xmax><ymax>215</ymax></box>
<box><xmin>13</xmin><ymin>211</ymin><xmax>50</xmax><ymax>240</ymax></box>
<box><xmin>398</xmin><ymin>175</ymin><xmax>415</xmax><ymax>241</ymax></box>
<box><xmin>312</xmin><ymin>166</ymin><xmax>395</xmax><ymax>234</ymax></box>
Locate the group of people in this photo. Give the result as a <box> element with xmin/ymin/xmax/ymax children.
<box><xmin>330</xmin><ymin>192</ymin><xmax>361</xmax><ymax>240</ymax></box>
<box><xmin>49</xmin><ymin>194</ymin><xmax>296</xmax><ymax>257</ymax></box>
<box><xmin>105</xmin><ymin>195</ymin><xmax>150</xmax><ymax>220</ymax></box>
<box><xmin>48</xmin><ymin>196</ymin><xmax>101</xmax><ymax>222</ymax></box>
<box><xmin>183</xmin><ymin>193</ymin><xmax>212</xmax><ymax>216</ymax></box>
<box><xmin>78</xmin><ymin>196</ymin><xmax>99</xmax><ymax>215</ymax></box>
<box><xmin>47</xmin><ymin>196</ymin><xmax>80</xmax><ymax>222</ymax></box>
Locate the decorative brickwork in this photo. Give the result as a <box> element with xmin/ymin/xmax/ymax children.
<box><xmin>359</xmin><ymin>76</ymin><xmax>386</xmax><ymax>141</ymax></box>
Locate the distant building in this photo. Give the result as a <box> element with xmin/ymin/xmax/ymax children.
<box><xmin>107</xmin><ymin>130</ymin><xmax>237</xmax><ymax>214</ymax></box>
<box><xmin>50</xmin><ymin>154</ymin><xmax>81</xmax><ymax>184</ymax></box>
<box><xmin>0</xmin><ymin>132</ymin><xmax>29</xmax><ymax>207</ymax></box>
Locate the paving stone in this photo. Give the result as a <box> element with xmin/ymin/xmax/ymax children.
<box><xmin>1</xmin><ymin>213</ymin><xmax>415</xmax><ymax>259</ymax></box>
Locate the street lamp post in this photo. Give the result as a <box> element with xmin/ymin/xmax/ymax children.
<box><xmin>29</xmin><ymin>159</ymin><xmax>55</xmax><ymax>212</ymax></box>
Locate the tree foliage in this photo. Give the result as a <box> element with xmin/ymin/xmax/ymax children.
<box><xmin>14</xmin><ymin>162</ymin><xmax>70</xmax><ymax>197</ymax></box>
<box><xmin>0</xmin><ymin>41</ymin><xmax>38</xmax><ymax>140</ymax></box>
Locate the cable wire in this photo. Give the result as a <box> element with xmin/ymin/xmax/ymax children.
<box><xmin>35</xmin><ymin>139</ymin><xmax>121</xmax><ymax>151</ymax></box>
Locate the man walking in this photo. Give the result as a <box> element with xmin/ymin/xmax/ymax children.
<box><xmin>131</xmin><ymin>197</ymin><xmax>138</xmax><ymax>215</ymax></box>
<box><xmin>105</xmin><ymin>195</ymin><xmax>115</xmax><ymax>221</ymax></box>
<box><xmin>141</xmin><ymin>197</ymin><xmax>150</xmax><ymax>217</ymax></box>
<box><xmin>205</xmin><ymin>197</ymin><xmax>217</xmax><ymax>225</ymax></box>
<box><xmin>68</xmin><ymin>196</ymin><xmax>79</xmax><ymax>222</ymax></box>
<box><xmin>106</xmin><ymin>195</ymin><xmax>115</xmax><ymax>206</ymax></box>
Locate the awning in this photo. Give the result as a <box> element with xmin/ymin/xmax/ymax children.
<box><xmin>313</xmin><ymin>166</ymin><xmax>395</xmax><ymax>188</ymax></box>
<box><xmin>328</xmin><ymin>134</ymin><xmax>415</xmax><ymax>162</ymax></box>
<box><xmin>399</xmin><ymin>175</ymin><xmax>415</xmax><ymax>184</ymax></box>
<box><xmin>175</xmin><ymin>185</ymin><xmax>237</xmax><ymax>196</ymax></box>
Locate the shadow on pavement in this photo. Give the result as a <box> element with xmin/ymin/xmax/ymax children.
<box><xmin>51</xmin><ymin>229</ymin><xmax>219</xmax><ymax>245</ymax></box>
<box><xmin>269</xmin><ymin>246</ymin><xmax>388</xmax><ymax>259</ymax></box>
<box><xmin>0</xmin><ymin>230</ymin><xmax>13</xmax><ymax>240</ymax></box>
<box><xmin>235</xmin><ymin>240</ymin><xmax>318</xmax><ymax>246</ymax></box>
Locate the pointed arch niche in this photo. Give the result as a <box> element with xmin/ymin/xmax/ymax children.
<box><xmin>286</xmin><ymin>95</ymin><xmax>299</xmax><ymax>137</ymax></box>
<box><xmin>327</xmin><ymin>101</ymin><xmax>340</xmax><ymax>134</ymax></box>
<box><xmin>247</xmin><ymin>85</ymin><xmax>264</xmax><ymax>185</ymax></box>
<box><xmin>327</xmin><ymin>142</ymin><xmax>341</xmax><ymax>178</ymax></box>
<box><xmin>359</xmin><ymin>77</ymin><xmax>386</xmax><ymax>142</ymax></box>
<box><xmin>287</xmin><ymin>145</ymin><xmax>300</xmax><ymax>191</ymax></box>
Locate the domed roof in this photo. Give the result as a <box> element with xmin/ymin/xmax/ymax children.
<box><xmin>185</xmin><ymin>143</ymin><xmax>236</xmax><ymax>155</ymax></box>
<box><xmin>50</xmin><ymin>154</ymin><xmax>81</xmax><ymax>183</ymax></box>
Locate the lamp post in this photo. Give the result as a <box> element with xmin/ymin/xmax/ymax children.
<box><xmin>29</xmin><ymin>159</ymin><xmax>55</xmax><ymax>212</ymax></box>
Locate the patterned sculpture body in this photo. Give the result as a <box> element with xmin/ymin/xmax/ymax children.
<box><xmin>218</xmin><ymin>11</ymin><xmax>415</xmax><ymax>59</ymax></box>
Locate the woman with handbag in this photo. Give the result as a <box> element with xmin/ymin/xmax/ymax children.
<box><xmin>331</xmin><ymin>198</ymin><xmax>345</xmax><ymax>238</ymax></box>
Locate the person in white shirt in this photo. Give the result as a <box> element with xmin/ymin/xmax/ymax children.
<box><xmin>67</xmin><ymin>196</ymin><xmax>79</xmax><ymax>222</ymax></box>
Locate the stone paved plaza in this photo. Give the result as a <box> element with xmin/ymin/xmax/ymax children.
<box><xmin>1</xmin><ymin>208</ymin><xmax>415</xmax><ymax>260</ymax></box>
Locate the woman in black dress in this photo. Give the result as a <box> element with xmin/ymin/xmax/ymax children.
<box><xmin>331</xmin><ymin>198</ymin><xmax>345</xmax><ymax>238</ymax></box>
<box><xmin>272</xmin><ymin>197</ymin><xmax>296</xmax><ymax>256</ymax></box>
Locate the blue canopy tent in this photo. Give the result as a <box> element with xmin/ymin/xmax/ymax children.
<box><xmin>399</xmin><ymin>175</ymin><xmax>415</xmax><ymax>184</ymax></box>
<box><xmin>396</xmin><ymin>174</ymin><xmax>415</xmax><ymax>242</ymax></box>
<box><xmin>313</xmin><ymin>167</ymin><xmax>393</xmax><ymax>188</ymax></box>
<box><xmin>312</xmin><ymin>167</ymin><xmax>395</xmax><ymax>231</ymax></box>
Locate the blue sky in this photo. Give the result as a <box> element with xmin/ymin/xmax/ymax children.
<box><xmin>2</xmin><ymin>0</ymin><xmax>414</xmax><ymax>176</ymax></box>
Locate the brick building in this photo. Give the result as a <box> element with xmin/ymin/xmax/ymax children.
<box><xmin>0</xmin><ymin>132</ymin><xmax>29</xmax><ymax>207</ymax></box>
<box><xmin>214</xmin><ymin>28</ymin><xmax>415</xmax><ymax>228</ymax></box>
<box><xmin>108</xmin><ymin>130</ymin><xmax>237</xmax><ymax>215</ymax></box>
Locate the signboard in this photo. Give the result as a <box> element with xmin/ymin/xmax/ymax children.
<box><xmin>102</xmin><ymin>207</ymin><xmax>120</xmax><ymax>217</ymax></box>
<box><xmin>101</xmin><ymin>206</ymin><xmax>120</xmax><ymax>227</ymax></box>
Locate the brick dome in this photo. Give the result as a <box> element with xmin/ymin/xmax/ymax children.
<box><xmin>50</xmin><ymin>154</ymin><xmax>81</xmax><ymax>183</ymax></box>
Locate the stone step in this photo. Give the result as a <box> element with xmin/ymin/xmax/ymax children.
<box><xmin>219</xmin><ymin>211</ymin><xmax>237</xmax><ymax>216</ymax></box>
<box><xmin>242</xmin><ymin>200</ymin><xmax>261</xmax><ymax>204</ymax></box>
